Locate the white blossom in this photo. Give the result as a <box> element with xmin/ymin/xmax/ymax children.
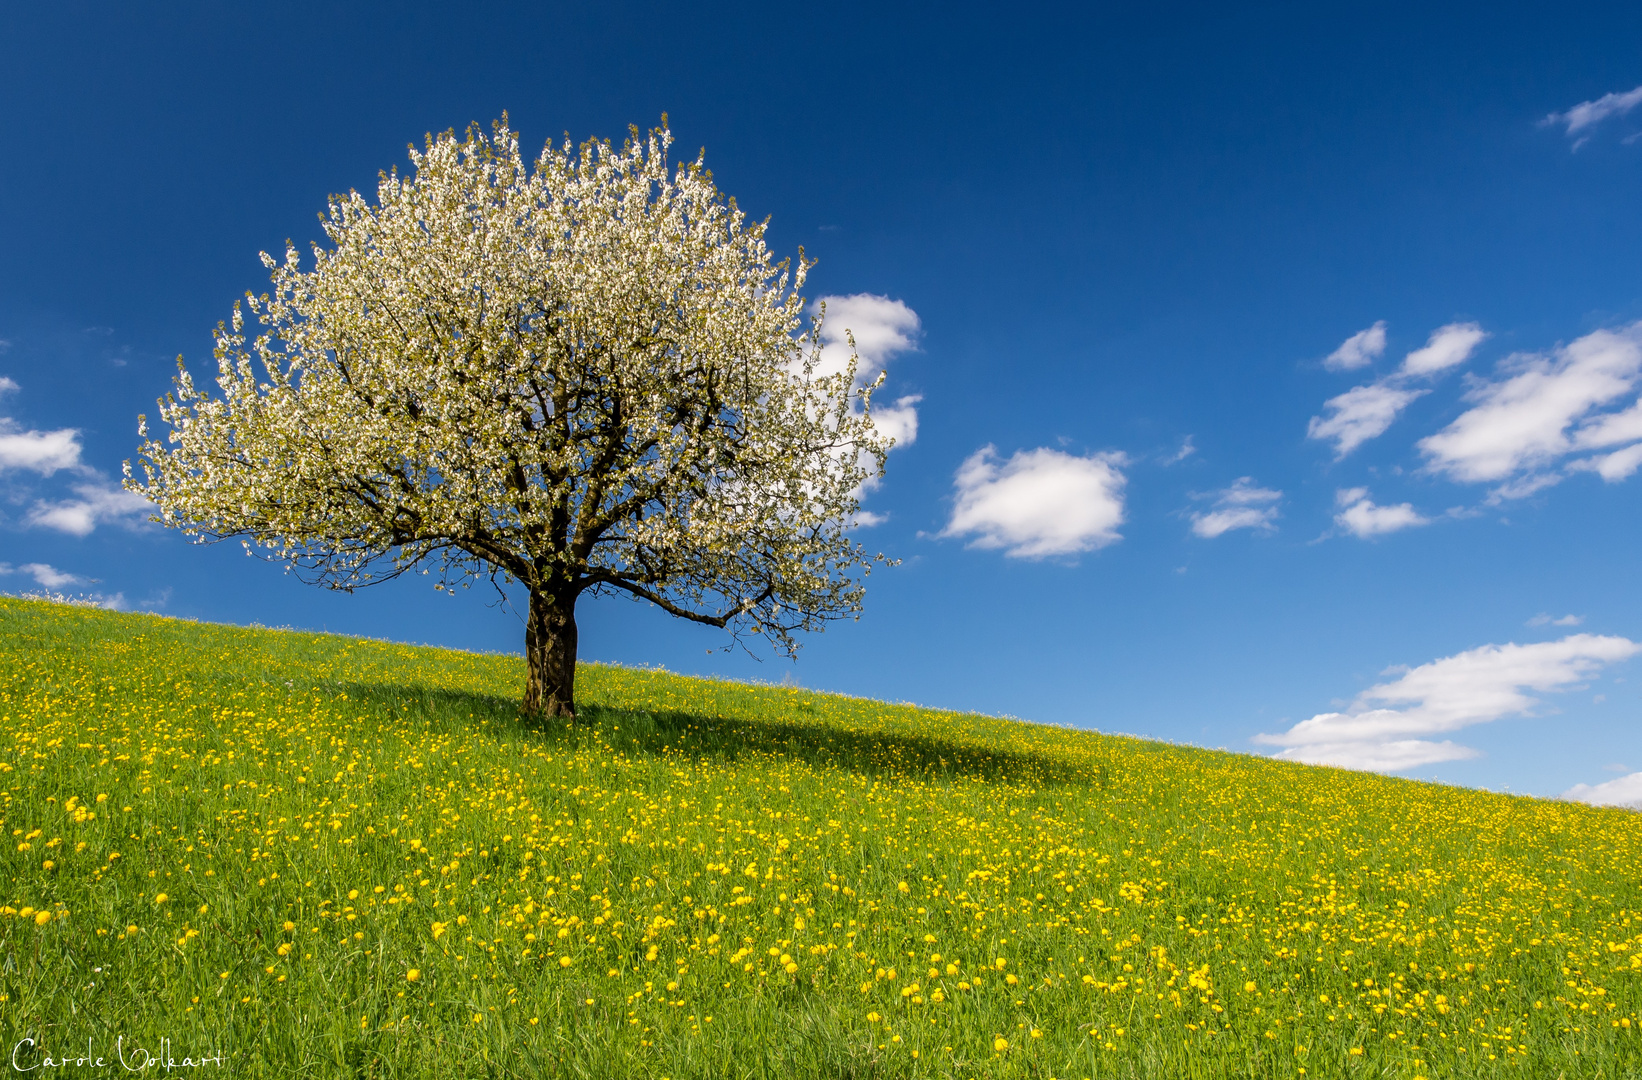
<box><xmin>128</xmin><ymin>118</ymin><xmax>893</xmax><ymax>716</ymax></box>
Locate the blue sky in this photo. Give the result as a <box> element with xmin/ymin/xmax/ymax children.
<box><xmin>4</xmin><ymin>2</ymin><xmax>1642</xmax><ymax>803</ymax></box>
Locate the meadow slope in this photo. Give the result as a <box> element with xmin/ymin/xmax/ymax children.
<box><xmin>0</xmin><ymin>598</ymin><xmax>1638</xmax><ymax>1078</ymax></box>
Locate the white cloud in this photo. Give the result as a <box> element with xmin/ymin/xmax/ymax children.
<box><xmin>26</xmin><ymin>482</ymin><xmax>151</xmax><ymax>536</ymax></box>
<box><xmin>1190</xmin><ymin>477</ymin><xmax>1281</xmax><ymax>538</ymax></box>
<box><xmin>943</xmin><ymin>445</ymin><xmax>1126</xmax><ymax>558</ymax></box>
<box><xmin>0</xmin><ymin>419</ymin><xmax>82</xmax><ymax>475</ymax></box>
<box><xmin>1561</xmin><ymin>771</ymin><xmax>1642</xmax><ymax>809</ymax></box>
<box><xmin>1570</xmin><ymin>397</ymin><xmax>1642</xmax><ymax>450</ymax></box>
<box><xmin>869</xmin><ymin>394</ymin><xmax>921</xmax><ymax>450</ymax></box>
<box><xmin>810</xmin><ymin>293</ymin><xmax>921</xmax><ymax>391</ymax></box>
<box><xmin>0</xmin><ymin>381</ymin><xmax>86</xmax><ymax>477</ymax></box>
<box><xmin>1569</xmin><ymin>442</ymin><xmax>1642</xmax><ymax>482</ymax></box>
<box><xmin>1277</xmin><ymin>738</ymin><xmax>1482</xmax><ymax>774</ymax></box>
<box><xmin>1190</xmin><ymin>507</ymin><xmax>1274</xmax><ymax>539</ymax></box>
<box><xmin>1308</xmin><ymin>382</ymin><xmax>1427</xmax><ymax>457</ymax></box>
<box><xmin>1323</xmin><ymin>321</ymin><xmax>1387</xmax><ymax>372</ymax></box>
<box><xmin>0</xmin><ymin>386</ymin><xmax>153</xmax><ymax>536</ymax></box>
<box><xmin>1487</xmin><ymin>472</ymin><xmax>1564</xmax><ymax>502</ymax></box>
<box><xmin>0</xmin><ymin>562</ymin><xmax>93</xmax><ymax>588</ymax></box>
<box><xmin>1567</xmin><ymin>399</ymin><xmax>1642</xmax><ymax>481</ymax></box>
<box><xmin>1308</xmin><ymin>322</ymin><xmax>1488</xmax><ymax>458</ymax></box>
<box><xmin>1528</xmin><ymin>613</ymin><xmax>1584</xmax><ymax>627</ymax></box>
<box><xmin>1544</xmin><ymin>85</ymin><xmax>1642</xmax><ymax>147</ymax></box>
<box><xmin>25</xmin><ymin>563</ymin><xmax>90</xmax><ymax>588</ymax></box>
<box><xmin>1163</xmin><ymin>435</ymin><xmax>1196</xmax><ymax>464</ymax></box>
<box><xmin>1256</xmin><ymin>633</ymin><xmax>1640</xmax><ymax>772</ymax></box>
<box><xmin>1418</xmin><ymin>323</ymin><xmax>1642</xmax><ymax>493</ymax></box>
<box><xmin>1400</xmin><ymin>322</ymin><xmax>1488</xmax><ymax>377</ymax></box>
<box><xmin>1333</xmin><ymin>488</ymin><xmax>1430</xmax><ymax>538</ymax></box>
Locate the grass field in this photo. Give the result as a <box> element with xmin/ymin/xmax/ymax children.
<box><xmin>0</xmin><ymin>596</ymin><xmax>1639</xmax><ymax>1078</ymax></box>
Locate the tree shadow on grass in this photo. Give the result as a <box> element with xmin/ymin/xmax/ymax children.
<box><xmin>583</xmin><ymin>701</ymin><xmax>1101</xmax><ymax>790</ymax></box>
<box><xmin>338</xmin><ymin>681</ymin><xmax>1103</xmax><ymax>792</ymax></box>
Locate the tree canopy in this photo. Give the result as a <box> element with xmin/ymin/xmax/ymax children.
<box><xmin>127</xmin><ymin>118</ymin><xmax>894</xmax><ymax>717</ymax></box>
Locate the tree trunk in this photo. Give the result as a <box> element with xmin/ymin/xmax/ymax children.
<box><xmin>522</xmin><ymin>590</ymin><xmax>578</xmax><ymax>719</ymax></box>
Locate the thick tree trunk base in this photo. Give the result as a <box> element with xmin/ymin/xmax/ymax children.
<box><xmin>522</xmin><ymin>592</ymin><xmax>577</xmax><ymax>720</ymax></box>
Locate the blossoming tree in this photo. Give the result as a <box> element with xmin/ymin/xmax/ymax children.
<box><xmin>127</xmin><ymin>119</ymin><xmax>892</xmax><ymax>718</ymax></box>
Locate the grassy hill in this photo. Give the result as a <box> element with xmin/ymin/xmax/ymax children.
<box><xmin>0</xmin><ymin>597</ymin><xmax>1638</xmax><ymax>1078</ymax></box>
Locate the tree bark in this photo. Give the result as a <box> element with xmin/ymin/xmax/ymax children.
<box><xmin>522</xmin><ymin>589</ymin><xmax>578</xmax><ymax>719</ymax></box>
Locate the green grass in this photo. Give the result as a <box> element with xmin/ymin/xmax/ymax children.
<box><xmin>0</xmin><ymin>596</ymin><xmax>1639</xmax><ymax>1078</ymax></box>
